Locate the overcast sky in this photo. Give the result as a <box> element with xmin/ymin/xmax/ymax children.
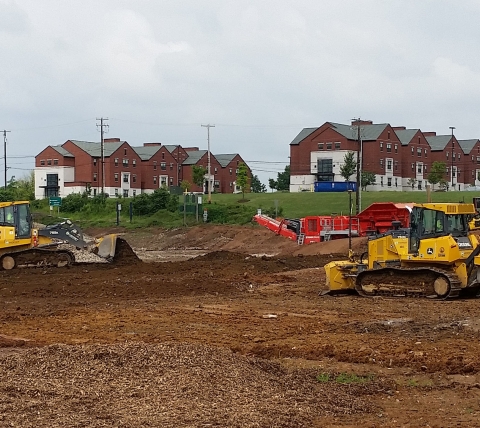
<box><xmin>2</xmin><ymin>0</ymin><xmax>480</xmax><ymax>186</ymax></box>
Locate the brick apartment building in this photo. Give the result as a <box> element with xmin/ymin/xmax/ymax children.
<box><xmin>34</xmin><ymin>139</ymin><xmax>250</xmax><ymax>199</ymax></box>
<box><xmin>289</xmin><ymin>120</ymin><xmax>480</xmax><ymax>192</ymax></box>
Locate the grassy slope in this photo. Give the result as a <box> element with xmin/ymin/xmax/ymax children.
<box><xmin>34</xmin><ymin>190</ymin><xmax>480</xmax><ymax>229</ymax></box>
<box><xmin>210</xmin><ymin>190</ymin><xmax>479</xmax><ymax>218</ymax></box>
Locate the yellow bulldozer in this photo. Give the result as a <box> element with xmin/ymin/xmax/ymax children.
<box><xmin>0</xmin><ymin>200</ymin><xmax>128</xmax><ymax>270</ymax></box>
<box><xmin>325</xmin><ymin>202</ymin><xmax>480</xmax><ymax>299</ymax></box>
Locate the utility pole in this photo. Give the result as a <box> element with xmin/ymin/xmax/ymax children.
<box><xmin>96</xmin><ymin>118</ymin><xmax>109</xmax><ymax>196</ymax></box>
<box><xmin>449</xmin><ymin>126</ymin><xmax>455</xmax><ymax>191</ymax></box>
<box><xmin>201</xmin><ymin>124</ymin><xmax>215</xmax><ymax>203</ymax></box>
<box><xmin>2</xmin><ymin>130</ymin><xmax>10</xmax><ymax>189</ymax></box>
<box><xmin>352</xmin><ymin>118</ymin><xmax>362</xmax><ymax>214</ymax></box>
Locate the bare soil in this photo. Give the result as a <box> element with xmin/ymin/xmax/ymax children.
<box><xmin>1</xmin><ymin>224</ymin><xmax>479</xmax><ymax>427</ymax></box>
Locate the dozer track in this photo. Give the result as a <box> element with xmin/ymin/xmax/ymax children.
<box><xmin>0</xmin><ymin>248</ymin><xmax>75</xmax><ymax>270</ymax></box>
<box><xmin>355</xmin><ymin>267</ymin><xmax>462</xmax><ymax>299</ymax></box>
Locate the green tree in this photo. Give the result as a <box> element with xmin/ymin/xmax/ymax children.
<box><xmin>268</xmin><ymin>178</ymin><xmax>277</xmax><ymax>192</ymax></box>
<box><xmin>250</xmin><ymin>174</ymin><xmax>266</xmax><ymax>193</ymax></box>
<box><xmin>427</xmin><ymin>161</ymin><xmax>447</xmax><ymax>189</ymax></box>
<box><xmin>268</xmin><ymin>166</ymin><xmax>290</xmax><ymax>192</ymax></box>
<box><xmin>192</xmin><ymin>165</ymin><xmax>207</xmax><ymax>189</ymax></box>
<box><xmin>236</xmin><ymin>162</ymin><xmax>249</xmax><ymax>200</ymax></box>
<box><xmin>360</xmin><ymin>171</ymin><xmax>376</xmax><ymax>191</ymax></box>
<box><xmin>339</xmin><ymin>151</ymin><xmax>356</xmax><ymax>182</ymax></box>
<box><xmin>180</xmin><ymin>180</ymin><xmax>191</xmax><ymax>193</ymax></box>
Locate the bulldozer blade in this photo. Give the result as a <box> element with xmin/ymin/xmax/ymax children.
<box><xmin>95</xmin><ymin>234</ymin><xmax>119</xmax><ymax>260</ymax></box>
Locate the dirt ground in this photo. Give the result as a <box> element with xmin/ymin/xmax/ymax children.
<box><xmin>1</xmin><ymin>224</ymin><xmax>480</xmax><ymax>427</ymax></box>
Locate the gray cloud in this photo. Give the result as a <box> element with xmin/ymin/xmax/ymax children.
<box><xmin>2</xmin><ymin>0</ymin><xmax>480</xmax><ymax>185</ymax></box>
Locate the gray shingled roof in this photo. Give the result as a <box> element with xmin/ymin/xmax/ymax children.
<box><xmin>131</xmin><ymin>145</ymin><xmax>162</xmax><ymax>160</ymax></box>
<box><xmin>163</xmin><ymin>145</ymin><xmax>180</xmax><ymax>153</ymax></box>
<box><xmin>51</xmin><ymin>145</ymin><xmax>74</xmax><ymax>157</ymax></box>
<box><xmin>458</xmin><ymin>139</ymin><xmax>479</xmax><ymax>155</ymax></box>
<box><xmin>215</xmin><ymin>154</ymin><xmax>237</xmax><ymax>167</ymax></box>
<box><xmin>182</xmin><ymin>150</ymin><xmax>208</xmax><ymax>165</ymax></box>
<box><xmin>68</xmin><ymin>140</ymin><xmax>124</xmax><ymax>157</ymax></box>
<box><xmin>394</xmin><ymin>129</ymin><xmax>419</xmax><ymax>146</ymax></box>
<box><xmin>329</xmin><ymin>122</ymin><xmax>388</xmax><ymax>141</ymax></box>
<box><xmin>290</xmin><ymin>127</ymin><xmax>318</xmax><ymax>145</ymax></box>
<box><xmin>425</xmin><ymin>135</ymin><xmax>452</xmax><ymax>151</ymax></box>
<box><xmin>290</xmin><ymin>122</ymin><xmax>388</xmax><ymax>145</ymax></box>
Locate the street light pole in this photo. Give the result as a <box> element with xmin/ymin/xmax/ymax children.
<box><xmin>449</xmin><ymin>126</ymin><xmax>455</xmax><ymax>191</ymax></box>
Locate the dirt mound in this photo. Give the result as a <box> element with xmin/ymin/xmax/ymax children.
<box><xmin>290</xmin><ymin>237</ymin><xmax>368</xmax><ymax>257</ymax></box>
<box><xmin>112</xmin><ymin>237</ymin><xmax>141</xmax><ymax>265</ymax></box>
<box><xmin>0</xmin><ymin>342</ymin><xmax>385</xmax><ymax>427</ymax></box>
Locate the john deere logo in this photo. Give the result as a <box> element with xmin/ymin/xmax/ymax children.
<box><xmin>427</xmin><ymin>248</ymin><xmax>434</xmax><ymax>255</ymax></box>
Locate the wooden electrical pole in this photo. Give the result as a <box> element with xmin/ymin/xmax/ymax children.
<box><xmin>2</xmin><ymin>130</ymin><xmax>11</xmax><ymax>189</ymax></box>
<box><xmin>201</xmin><ymin>124</ymin><xmax>215</xmax><ymax>203</ymax></box>
<box><xmin>96</xmin><ymin>118</ymin><xmax>109</xmax><ymax>196</ymax></box>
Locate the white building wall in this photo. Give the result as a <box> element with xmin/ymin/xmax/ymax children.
<box><xmin>34</xmin><ymin>166</ymin><xmax>74</xmax><ymax>199</ymax></box>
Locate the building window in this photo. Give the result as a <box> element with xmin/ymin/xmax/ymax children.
<box><xmin>387</xmin><ymin>177</ymin><xmax>392</xmax><ymax>187</ymax></box>
<box><xmin>446</xmin><ymin>152</ymin><xmax>449</xmax><ymax>159</ymax></box>
<box><xmin>133</xmin><ymin>189</ymin><xmax>136</xmax><ymax>197</ymax></box>
<box><xmin>114</xmin><ymin>173</ymin><xmax>119</xmax><ymax>182</ymax></box>
<box><xmin>214</xmin><ymin>180</ymin><xmax>220</xmax><ymax>188</ymax></box>
<box><xmin>380</xmin><ymin>176</ymin><xmax>384</xmax><ymax>187</ymax></box>
<box><xmin>93</xmin><ymin>158</ymin><xmax>98</xmax><ymax>166</ymax></box>
<box><xmin>395</xmin><ymin>177</ymin><xmax>398</xmax><ymax>187</ymax></box>
<box><xmin>170</xmin><ymin>177</ymin><xmax>173</xmax><ymax>185</ymax></box>
<box><xmin>40</xmin><ymin>160</ymin><xmax>45</xmax><ymax>166</ymax></box>
<box><xmin>162</xmin><ymin>152</ymin><xmax>165</xmax><ymax>160</ymax></box>
<box><xmin>424</xmin><ymin>149</ymin><xmax>427</xmax><ymax>157</ymax></box>
<box><xmin>124</xmin><ymin>148</ymin><xmax>127</xmax><ymax>156</ymax></box>
<box><xmin>170</xmin><ymin>163</ymin><xmax>174</xmax><ymax>170</ymax></box>
<box><xmin>380</xmin><ymin>159</ymin><xmax>384</xmax><ymax>169</ymax></box>
<box><xmin>394</xmin><ymin>144</ymin><xmax>398</xmax><ymax>153</ymax></box>
<box><xmin>115</xmin><ymin>188</ymin><xmax>119</xmax><ymax>196</ymax></box>
<box><xmin>153</xmin><ymin>161</ymin><xmax>157</xmax><ymax>170</ymax></box>
<box><xmin>418</xmin><ymin>181</ymin><xmax>422</xmax><ymax>190</ymax></box>
<box><xmin>47</xmin><ymin>159</ymin><xmax>52</xmax><ymax>165</ymax></box>
<box><xmin>123</xmin><ymin>174</ymin><xmax>129</xmax><ymax>183</ymax></box>
<box><xmin>160</xmin><ymin>176</ymin><xmax>167</xmax><ymax>187</ymax></box>
<box><xmin>458</xmin><ymin>153</ymin><xmax>461</xmax><ymax>160</ymax></box>
<box><xmin>229</xmin><ymin>168</ymin><xmax>232</xmax><ymax>175</ymax></box>
<box><xmin>53</xmin><ymin>159</ymin><xmax>59</xmax><ymax>165</ymax></box>
<box><xmin>161</xmin><ymin>162</ymin><xmax>166</xmax><ymax>170</ymax></box>
<box><xmin>93</xmin><ymin>173</ymin><xmax>97</xmax><ymax>182</ymax></box>
<box><xmin>334</xmin><ymin>142</ymin><xmax>341</xmax><ymax>150</ymax></box>
<box><xmin>417</xmin><ymin>163</ymin><xmax>422</xmax><ymax>174</ymax></box>
<box><xmin>318</xmin><ymin>143</ymin><xmax>324</xmax><ymax>150</ymax></box>
<box><xmin>424</xmin><ymin>165</ymin><xmax>427</xmax><ymax>173</ymax></box>
<box><xmin>123</xmin><ymin>159</ymin><xmax>129</xmax><ymax>167</ymax></box>
<box><xmin>411</xmin><ymin>147</ymin><xmax>414</xmax><ymax>155</ymax></box>
<box><xmin>395</xmin><ymin>161</ymin><xmax>398</xmax><ymax>170</ymax></box>
<box><xmin>132</xmin><ymin>174</ymin><xmax>136</xmax><ymax>183</ymax></box>
<box><xmin>411</xmin><ymin>163</ymin><xmax>415</xmax><ymax>171</ymax></box>
<box><xmin>230</xmin><ymin>182</ymin><xmax>233</xmax><ymax>187</ymax></box>
<box><xmin>123</xmin><ymin>189</ymin><xmax>128</xmax><ymax>197</ymax></box>
<box><xmin>326</xmin><ymin>143</ymin><xmax>332</xmax><ymax>150</ymax></box>
<box><xmin>214</xmin><ymin>167</ymin><xmax>218</xmax><ymax>174</ymax></box>
<box><xmin>132</xmin><ymin>159</ymin><xmax>136</xmax><ymax>167</ymax></box>
<box><xmin>115</xmin><ymin>158</ymin><xmax>119</xmax><ymax>167</ymax></box>
<box><xmin>387</xmin><ymin>159</ymin><xmax>392</xmax><ymax>171</ymax></box>
<box><xmin>380</xmin><ymin>142</ymin><xmax>383</xmax><ymax>151</ymax></box>
<box><xmin>417</xmin><ymin>148</ymin><xmax>422</xmax><ymax>157</ymax></box>
<box><xmin>153</xmin><ymin>176</ymin><xmax>157</xmax><ymax>185</ymax></box>
<box><xmin>386</xmin><ymin>143</ymin><xmax>391</xmax><ymax>153</ymax></box>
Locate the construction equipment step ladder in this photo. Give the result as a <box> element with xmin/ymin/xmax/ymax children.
<box><xmin>297</xmin><ymin>233</ymin><xmax>305</xmax><ymax>245</ymax></box>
